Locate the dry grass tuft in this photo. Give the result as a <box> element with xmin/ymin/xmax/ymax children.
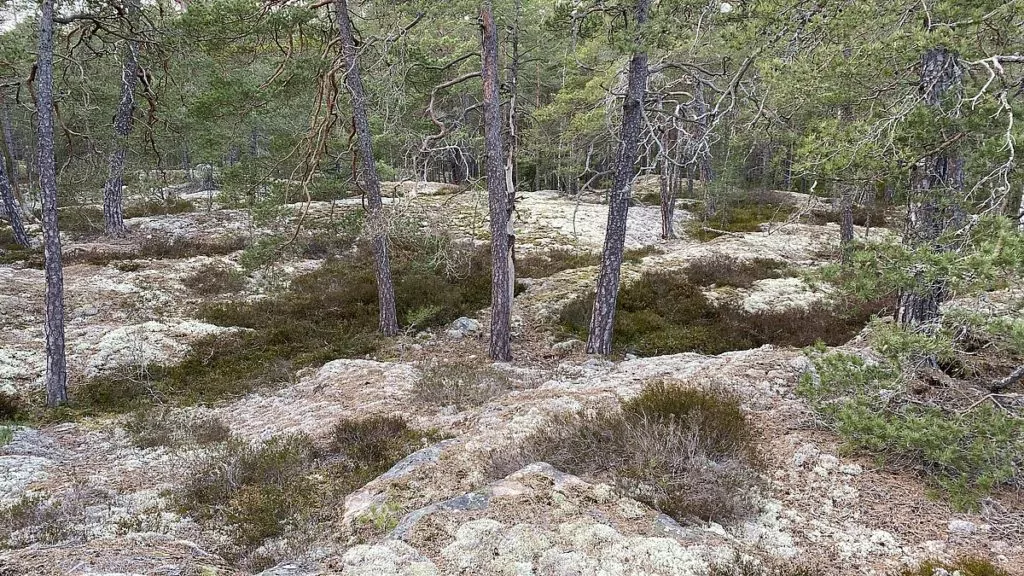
<box><xmin>491</xmin><ymin>381</ymin><xmax>762</xmax><ymax>523</ymax></box>
<box><xmin>413</xmin><ymin>362</ymin><xmax>511</xmax><ymax>409</ymax></box>
<box><xmin>182</xmin><ymin>262</ymin><xmax>246</xmax><ymax>295</ymax></box>
<box><xmin>176</xmin><ymin>415</ymin><xmax>439</xmax><ymax>567</ymax></box>
<box><xmin>123</xmin><ymin>407</ymin><xmax>231</xmax><ymax>448</ymax></box>
<box><xmin>684</xmin><ymin>254</ymin><xmax>790</xmax><ymax>289</ymax></box>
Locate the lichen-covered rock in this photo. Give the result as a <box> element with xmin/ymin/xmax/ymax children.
<box><xmin>341</xmin><ymin>540</ymin><xmax>438</xmax><ymax>575</ymax></box>
<box><xmin>445</xmin><ymin>317</ymin><xmax>481</xmax><ymax>339</ymax></box>
<box><xmin>741</xmin><ymin>277</ymin><xmax>824</xmax><ymax>313</ymax></box>
<box><xmin>82</xmin><ymin>320</ymin><xmax>237</xmax><ymax>377</ymax></box>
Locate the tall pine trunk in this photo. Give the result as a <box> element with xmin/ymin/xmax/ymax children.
<box><xmin>692</xmin><ymin>83</ymin><xmax>715</xmax><ymax>216</ymax></box>
<box><xmin>896</xmin><ymin>47</ymin><xmax>963</xmax><ymax>329</ymax></box>
<box><xmin>586</xmin><ymin>0</ymin><xmax>651</xmax><ymax>355</ymax></box>
<box><xmin>102</xmin><ymin>0</ymin><xmax>140</xmax><ymax>237</ymax></box>
<box><xmin>36</xmin><ymin>0</ymin><xmax>68</xmax><ymax>407</ymax></box>
<box><xmin>1</xmin><ymin>95</ymin><xmax>22</xmax><ymax>201</ymax></box>
<box><xmin>335</xmin><ymin>0</ymin><xmax>399</xmax><ymax>336</ymax></box>
<box><xmin>1</xmin><ymin>94</ymin><xmax>28</xmax><ymax>246</ymax></box>
<box><xmin>838</xmin><ymin>47</ymin><xmax>856</xmax><ymax>260</ymax></box>
<box><xmin>838</xmin><ymin>185</ymin><xmax>855</xmax><ymax>260</ymax></box>
<box><xmin>482</xmin><ymin>0</ymin><xmax>512</xmax><ymax>361</ymax></box>
<box><xmin>501</xmin><ymin>0</ymin><xmax>521</xmax><ymax>317</ymax></box>
<box><xmin>659</xmin><ymin>126</ymin><xmax>676</xmax><ymax>239</ymax></box>
<box><xmin>0</xmin><ymin>142</ymin><xmax>28</xmax><ymax>247</ymax></box>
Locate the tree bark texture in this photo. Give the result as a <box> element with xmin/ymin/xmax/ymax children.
<box><xmin>896</xmin><ymin>47</ymin><xmax>964</xmax><ymax>329</ymax></box>
<box><xmin>659</xmin><ymin>126</ymin><xmax>676</xmax><ymax>239</ymax></box>
<box><xmin>335</xmin><ymin>0</ymin><xmax>399</xmax><ymax>336</ymax></box>
<box><xmin>102</xmin><ymin>9</ymin><xmax>140</xmax><ymax>237</ymax></box>
<box><xmin>482</xmin><ymin>0</ymin><xmax>512</xmax><ymax>361</ymax></box>
<box><xmin>36</xmin><ymin>0</ymin><xmax>68</xmax><ymax>407</ymax></box>
<box><xmin>1</xmin><ymin>95</ymin><xmax>20</xmax><ymax>200</ymax></box>
<box><xmin>0</xmin><ymin>140</ymin><xmax>29</xmax><ymax>247</ymax></box>
<box><xmin>691</xmin><ymin>84</ymin><xmax>715</xmax><ymax>216</ymax></box>
<box><xmin>586</xmin><ymin>0</ymin><xmax>651</xmax><ymax>355</ymax></box>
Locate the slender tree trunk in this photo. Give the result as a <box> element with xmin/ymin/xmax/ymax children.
<box><xmin>659</xmin><ymin>127</ymin><xmax>676</xmax><ymax>239</ymax></box>
<box><xmin>504</xmin><ymin>0</ymin><xmax>521</xmax><ymax>320</ymax></box>
<box><xmin>102</xmin><ymin>5</ymin><xmax>140</xmax><ymax>237</ymax></box>
<box><xmin>783</xmin><ymin>145</ymin><xmax>793</xmax><ymax>190</ymax></box>
<box><xmin>1018</xmin><ymin>184</ymin><xmax>1024</xmax><ymax>232</ymax></box>
<box><xmin>896</xmin><ymin>47</ymin><xmax>963</xmax><ymax>329</ymax></box>
<box><xmin>0</xmin><ymin>89</ymin><xmax>28</xmax><ymax>246</ymax></box>
<box><xmin>837</xmin><ymin>47</ymin><xmax>857</xmax><ymax>260</ymax></box>
<box><xmin>36</xmin><ymin>0</ymin><xmax>68</xmax><ymax>407</ymax></box>
<box><xmin>335</xmin><ymin>0</ymin><xmax>399</xmax><ymax>335</ymax></box>
<box><xmin>1</xmin><ymin>94</ymin><xmax>21</xmax><ymax>201</ymax></box>
<box><xmin>586</xmin><ymin>0</ymin><xmax>651</xmax><ymax>355</ymax></box>
<box><xmin>692</xmin><ymin>83</ymin><xmax>715</xmax><ymax>216</ymax></box>
<box><xmin>838</xmin><ymin>184</ymin><xmax>855</xmax><ymax>260</ymax></box>
<box><xmin>481</xmin><ymin>0</ymin><xmax>512</xmax><ymax>361</ymax></box>
<box><xmin>0</xmin><ymin>143</ymin><xmax>29</xmax><ymax>247</ymax></box>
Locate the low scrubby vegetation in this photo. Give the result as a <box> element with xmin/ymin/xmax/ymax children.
<box><xmin>896</xmin><ymin>557</ymin><xmax>1010</xmax><ymax>576</ymax></box>
<box><xmin>0</xmin><ymin>492</ymin><xmax>88</xmax><ymax>549</ymax></box>
<box><xmin>0</xmin><ymin>229</ymin><xmax>42</xmax><ymax>268</ymax></box>
<box><xmin>51</xmin><ymin>199</ymin><xmax>196</xmax><ymax>236</ymax></box>
<box><xmin>709</xmin><ymin>556</ymin><xmax>824</xmax><ymax>576</ymax></box>
<box><xmin>806</xmin><ymin>204</ymin><xmax>888</xmax><ymax>229</ymax></box>
<box><xmin>706</xmin><ymin>556</ymin><xmax>1009</xmax><ymax>576</ymax></box>
<box><xmin>798</xmin><ymin>218</ymin><xmax>1024</xmax><ymax>509</ymax></box>
<box><xmin>0</xmin><ymin>392</ymin><xmax>23</xmax><ymax>422</ymax></box>
<box><xmin>124</xmin><ymin>197</ymin><xmax>196</xmax><ymax>218</ymax></box>
<box><xmin>688</xmin><ymin>190</ymin><xmax>797</xmax><ymax>241</ymax></box>
<box><xmin>413</xmin><ymin>361</ymin><xmax>511</xmax><ymax>409</ymax></box>
<box><xmin>63</xmin><ymin>235</ymin><xmax>492</xmax><ymax>416</ymax></box>
<box><xmin>683</xmin><ymin>254</ymin><xmax>791</xmax><ymax>289</ymax></box>
<box><xmin>516</xmin><ymin>248</ymin><xmax>601</xmax><ymax>278</ymax></box>
<box><xmin>124</xmin><ymin>407</ymin><xmax>231</xmax><ymax>448</ymax></box>
<box><xmin>558</xmin><ymin>271</ymin><xmax>887</xmax><ymax>356</ymax></box>
<box><xmin>491</xmin><ymin>381</ymin><xmax>762</xmax><ymax>523</ymax></box>
<box><xmin>66</xmin><ymin>235</ymin><xmax>249</xmax><ymax>266</ymax></box>
<box><xmin>177</xmin><ymin>415</ymin><xmax>438</xmax><ymax>570</ymax></box>
<box><xmin>182</xmin><ymin>262</ymin><xmax>247</xmax><ymax>295</ymax></box>
<box><xmin>239</xmin><ymin>211</ymin><xmax>364</xmax><ymax>269</ymax></box>
<box><xmin>0</xmin><ymin>393</ymin><xmax>22</xmax><ymax>447</ymax></box>
<box><xmin>800</xmin><ymin>322</ymin><xmax>1024</xmax><ymax>510</ymax></box>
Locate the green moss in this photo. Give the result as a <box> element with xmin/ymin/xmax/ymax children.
<box><xmin>684</xmin><ymin>254</ymin><xmax>791</xmax><ymax>288</ymax></box>
<box><xmin>516</xmin><ymin>248</ymin><xmax>600</xmax><ymax>278</ymax></box>
<box><xmin>0</xmin><ymin>229</ymin><xmax>42</xmax><ymax>268</ymax></box>
<box><xmin>898</xmin><ymin>557</ymin><xmax>1009</xmax><ymax>576</ymax></box>
<box><xmin>558</xmin><ymin>271</ymin><xmax>884</xmax><ymax>356</ymax></box>
<box><xmin>63</xmin><ymin>239</ymin><xmax>492</xmax><ymax>416</ymax></box>
<box><xmin>688</xmin><ymin>190</ymin><xmax>797</xmax><ymax>241</ymax></box>
<box><xmin>124</xmin><ymin>197</ymin><xmax>196</xmax><ymax>218</ymax></box>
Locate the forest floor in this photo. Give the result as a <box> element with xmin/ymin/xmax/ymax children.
<box><xmin>0</xmin><ymin>182</ymin><xmax>1021</xmax><ymax>576</ymax></box>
